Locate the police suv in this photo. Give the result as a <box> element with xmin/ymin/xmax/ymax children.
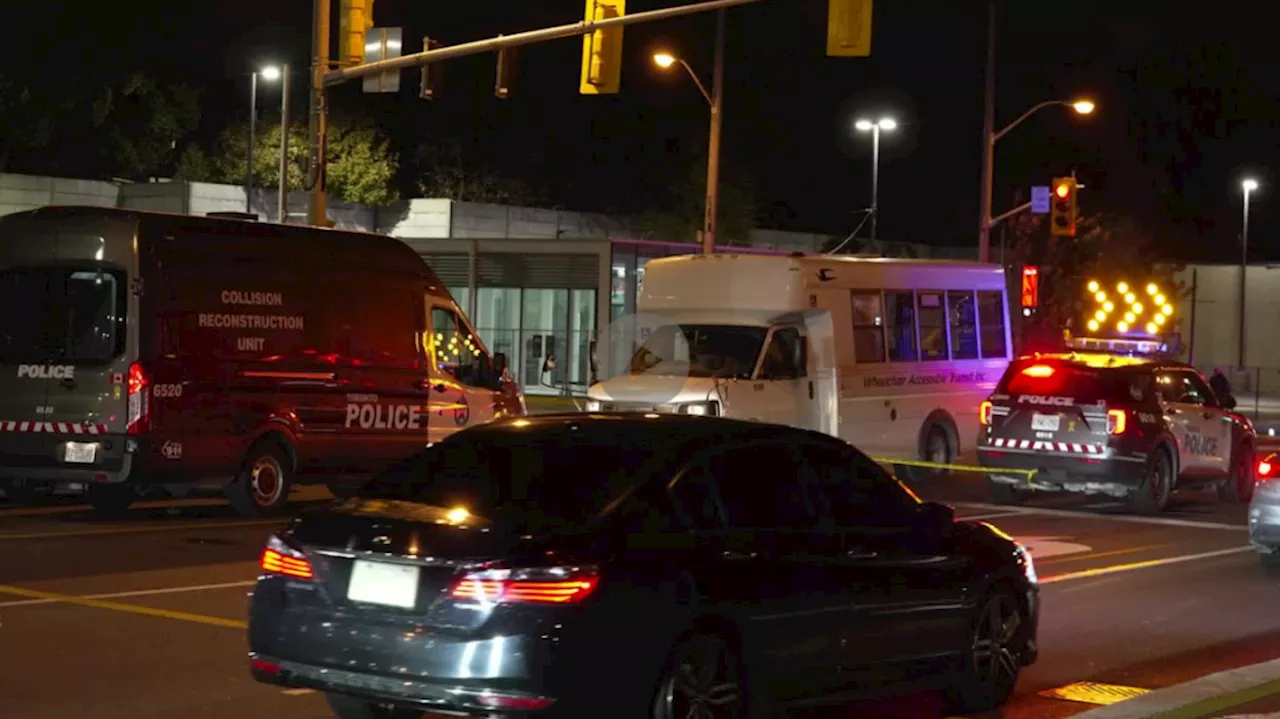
<box><xmin>977</xmin><ymin>352</ymin><xmax>1256</xmax><ymax>514</ymax></box>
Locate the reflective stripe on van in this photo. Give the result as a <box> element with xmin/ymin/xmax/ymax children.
<box><xmin>0</xmin><ymin>421</ymin><xmax>108</xmax><ymax>434</ymax></box>
<box><xmin>989</xmin><ymin>437</ymin><xmax>1104</xmax><ymax>454</ymax></box>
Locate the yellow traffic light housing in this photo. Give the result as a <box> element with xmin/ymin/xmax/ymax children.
<box><xmin>827</xmin><ymin>0</ymin><xmax>873</xmax><ymax>57</ymax></box>
<box><xmin>580</xmin><ymin>0</ymin><xmax>625</xmax><ymax>95</ymax></box>
<box><xmin>1049</xmin><ymin>177</ymin><xmax>1077</xmax><ymax>237</ymax></box>
<box><xmin>339</xmin><ymin>0</ymin><xmax>375</xmax><ymax>67</ymax></box>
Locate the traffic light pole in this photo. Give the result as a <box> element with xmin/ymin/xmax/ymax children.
<box><xmin>702</xmin><ymin>8</ymin><xmax>725</xmax><ymax>256</ymax></box>
<box><xmin>307</xmin><ymin>0</ymin><xmax>330</xmax><ymax>227</ymax></box>
<box><xmin>977</xmin><ymin>0</ymin><xmax>997</xmax><ymax>264</ymax></box>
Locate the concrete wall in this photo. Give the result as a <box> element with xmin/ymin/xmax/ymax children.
<box><xmin>1176</xmin><ymin>263</ymin><xmax>1280</xmax><ymax>393</ymax></box>
<box><xmin>0</xmin><ymin>173</ymin><xmax>119</xmax><ymax>216</ymax></box>
<box><xmin>116</xmin><ymin>182</ymin><xmax>375</xmax><ymax>231</ymax></box>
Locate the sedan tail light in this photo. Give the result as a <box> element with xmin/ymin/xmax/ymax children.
<box><xmin>450</xmin><ymin>563</ymin><xmax>599</xmax><ymax>605</ymax></box>
<box><xmin>260</xmin><ymin>534</ymin><xmax>315</xmax><ymax>580</ymax></box>
<box><xmin>1259</xmin><ymin>460</ymin><xmax>1273</xmax><ymax>478</ymax></box>
<box><xmin>979</xmin><ymin>401</ymin><xmax>993</xmax><ymax>426</ymax></box>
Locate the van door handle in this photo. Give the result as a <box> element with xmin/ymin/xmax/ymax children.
<box><xmin>58</xmin><ymin>378</ymin><xmax>76</xmax><ymax>389</ymax></box>
<box><xmin>845</xmin><ymin>550</ymin><xmax>879</xmax><ymax>560</ymax></box>
<box><xmin>417</xmin><ymin>379</ymin><xmax>445</xmax><ymax>392</ymax></box>
<box><xmin>721</xmin><ymin>550</ymin><xmax>757</xmax><ymax>561</ymax></box>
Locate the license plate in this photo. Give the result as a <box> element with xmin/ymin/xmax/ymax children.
<box><xmin>347</xmin><ymin>559</ymin><xmax>420</xmax><ymax>609</ymax></box>
<box><xmin>1031</xmin><ymin>414</ymin><xmax>1061</xmax><ymax>432</ymax></box>
<box><xmin>63</xmin><ymin>442</ymin><xmax>98</xmax><ymax>464</ymax></box>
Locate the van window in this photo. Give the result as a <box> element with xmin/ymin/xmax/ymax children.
<box><xmin>977</xmin><ymin>290</ymin><xmax>1007</xmax><ymax>359</ymax></box>
<box><xmin>431</xmin><ymin>307</ymin><xmax>491</xmax><ymax>387</ymax></box>
<box><xmin>917</xmin><ymin>292</ymin><xmax>947</xmax><ymax>360</ymax></box>
<box><xmin>629</xmin><ymin>324</ymin><xmax>763</xmax><ymax>380</ymax></box>
<box><xmin>947</xmin><ymin>291</ymin><xmax>979</xmax><ymax>360</ymax></box>
<box><xmin>851</xmin><ymin>292</ymin><xmax>885</xmax><ymax>363</ymax></box>
<box><xmin>0</xmin><ymin>267</ymin><xmax>125</xmax><ymax>365</ymax></box>
<box><xmin>885</xmin><ymin>291</ymin><xmax>918</xmax><ymax>362</ymax></box>
<box><xmin>333</xmin><ymin>283</ymin><xmax>420</xmax><ymax>368</ymax></box>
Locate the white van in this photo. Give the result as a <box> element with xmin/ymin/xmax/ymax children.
<box><xmin>586</xmin><ymin>253</ymin><xmax>1012</xmax><ymax>464</ymax></box>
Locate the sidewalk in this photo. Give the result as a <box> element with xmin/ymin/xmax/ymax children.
<box><xmin>1075</xmin><ymin>659</ymin><xmax>1280</xmax><ymax>719</ymax></box>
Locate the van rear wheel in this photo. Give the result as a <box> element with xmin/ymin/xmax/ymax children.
<box><xmin>226</xmin><ymin>443</ymin><xmax>292</xmax><ymax>517</ymax></box>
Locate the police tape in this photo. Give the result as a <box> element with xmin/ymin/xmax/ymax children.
<box><xmin>869</xmin><ymin>456</ymin><xmax>1038</xmax><ymax>482</ymax></box>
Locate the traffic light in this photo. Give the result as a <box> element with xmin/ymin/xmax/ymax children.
<box><xmin>339</xmin><ymin>0</ymin><xmax>375</xmax><ymax>67</ymax></box>
<box><xmin>827</xmin><ymin>0</ymin><xmax>873</xmax><ymax>57</ymax></box>
<box><xmin>495</xmin><ymin>47</ymin><xmax>516</xmax><ymax>99</ymax></box>
<box><xmin>580</xmin><ymin>0</ymin><xmax>625</xmax><ymax>95</ymax></box>
<box><xmin>1020</xmin><ymin>266</ymin><xmax>1039</xmax><ymax>311</ymax></box>
<box><xmin>1049</xmin><ymin>177</ymin><xmax>1077</xmax><ymax>237</ymax></box>
<box><xmin>420</xmin><ymin>37</ymin><xmax>443</xmax><ymax>100</ymax></box>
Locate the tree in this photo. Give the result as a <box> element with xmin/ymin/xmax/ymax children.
<box><xmin>636</xmin><ymin>161</ymin><xmax>757</xmax><ymax>245</ymax></box>
<box><xmin>176</xmin><ymin>115</ymin><xmax>400</xmax><ymax>206</ymax></box>
<box><xmin>0</xmin><ymin>72</ymin><xmax>199</xmax><ymax>179</ymax></box>
<box><xmin>413</xmin><ymin>138</ymin><xmax>542</xmax><ymax>205</ymax></box>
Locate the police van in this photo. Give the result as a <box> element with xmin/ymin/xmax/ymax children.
<box><xmin>977</xmin><ymin>349</ymin><xmax>1255</xmax><ymax>513</ymax></box>
<box><xmin>0</xmin><ymin>206</ymin><xmax>524</xmax><ymax>516</ymax></box>
<box><xmin>586</xmin><ymin>253</ymin><xmax>1011</xmax><ymax>464</ymax></box>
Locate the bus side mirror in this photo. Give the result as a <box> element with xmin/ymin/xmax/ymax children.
<box><xmin>493</xmin><ymin>352</ymin><xmax>508</xmax><ymax>378</ymax></box>
<box><xmin>1223</xmin><ymin>394</ymin><xmax>1238</xmax><ymax>410</ymax></box>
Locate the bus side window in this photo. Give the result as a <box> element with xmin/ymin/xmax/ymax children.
<box><xmin>977</xmin><ymin>290</ymin><xmax>1008</xmax><ymax>359</ymax></box>
<box><xmin>851</xmin><ymin>291</ymin><xmax>885</xmax><ymax>363</ymax></box>
<box><xmin>917</xmin><ymin>292</ymin><xmax>947</xmax><ymax>360</ymax></box>
<box><xmin>885</xmin><ymin>291</ymin><xmax>918</xmax><ymax>362</ymax></box>
<box><xmin>947</xmin><ymin>290</ymin><xmax>979</xmax><ymax>360</ymax></box>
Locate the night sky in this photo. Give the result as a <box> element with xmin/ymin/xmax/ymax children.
<box><xmin>10</xmin><ymin>1</ymin><xmax>1278</xmax><ymax>260</ymax></box>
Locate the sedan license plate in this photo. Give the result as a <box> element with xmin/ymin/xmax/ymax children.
<box><xmin>347</xmin><ymin>559</ymin><xmax>420</xmax><ymax>609</ymax></box>
<box><xmin>1031</xmin><ymin>414</ymin><xmax>1061</xmax><ymax>432</ymax></box>
<box><xmin>63</xmin><ymin>442</ymin><xmax>98</xmax><ymax>464</ymax></box>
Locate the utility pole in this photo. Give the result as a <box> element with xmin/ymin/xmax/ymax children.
<box><xmin>278</xmin><ymin>63</ymin><xmax>291</xmax><ymax>223</ymax></box>
<box><xmin>307</xmin><ymin>0</ymin><xmax>330</xmax><ymax>227</ymax></box>
<box><xmin>977</xmin><ymin>0</ymin><xmax>997</xmax><ymax>263</ymax></box>
<box><xmin>245</xmin><ymin>71</ymin><xmax>258</xmax><ymax>214</ymax></box>
<box><xmin>702</xmin><ymin>8</ymin><xmax>725</xmax><ymax>255</ymax></box>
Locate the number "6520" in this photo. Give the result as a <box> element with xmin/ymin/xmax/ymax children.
<box><xmin>152</xmin><ymin>383</ymin><xmax>184</xmax><ymax>398</ymax></box>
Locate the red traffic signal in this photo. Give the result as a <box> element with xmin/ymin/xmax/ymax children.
<box><xmin>1020</xmin><ymin>265</ymin><xmax>1039</xmax><ymax>309</ymax></box>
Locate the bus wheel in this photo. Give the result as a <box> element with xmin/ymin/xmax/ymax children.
<box><xmin>226</xmin><ymin>442</ymin><xmax>292</xmax><ymax>517</ymax></box>
<box><xmin>87</xmin><ymin>484</ymin><xmax>136</xmax><ymax>515</ymax></box>
<box><xmin>921</xmin><ymin>425</ymin><xmax>954</xmax><ymax>480</ymax></box>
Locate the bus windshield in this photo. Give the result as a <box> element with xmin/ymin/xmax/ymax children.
<box><xmin>628</xmin><ymin>324</ymin><xmax>765</xmax><ymax>379</ymax></box>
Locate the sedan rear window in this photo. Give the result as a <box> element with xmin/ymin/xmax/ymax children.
<box><xmin>998</xmin><ymin>360</ymin><xmax>1148</xmax><ymax>404</ymax></box>
<box><xmin>361</xmin><ymin>431</ymin><xmax>661</xmax><ymax>527</ymax></box>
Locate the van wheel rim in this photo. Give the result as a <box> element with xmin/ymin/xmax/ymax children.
<box><xmin>1150</xmin><ymin>456</ymin><xmax>1168</xmax><ymax>504</ymax></box>
<box><xmin>250</xmin><ymin>456</ymin><xmax>284</xmax><ymax>506</ymax></box>
<box><xmin>927</xmin><ymin>431</ymin><xmax>949</xmax><ymax>464</ymax></box>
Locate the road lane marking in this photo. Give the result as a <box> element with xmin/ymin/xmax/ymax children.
<box><xmin>1041</xmin><ymin>546</ymin><xmax>1253</xmax><ymax>584</ymax></box>
<box><xmin>956</xmin><ymin>511</ymin><xmax>1029</xmax><ymax>521</ymax></box>
<box><xmin>0</xmin><ymin>518</ymin><xmax>281</xmax><ymax>540</ymax></box>
<box><xmin>1036</xmin><ymin>543</ymin><xmax>1170</xmax><ymax>566</ymax></box>
<box><xmin>0</xmin><ymin>582</ymin><xmax>247</xmax><ymax>629</ymax></box>
<box><xmin>282</xmin><ymin>689</ymin><xmax>316</xmax><ymax>696</ymax></box>
<box><xmin>0</xmin><ymin>579</ymin><xmax>256</xmax><ymax>608</ymax></box>
<box><xmin>0</xmin><ymin>496</ymin><xmax>234</xmax><ymax>518</ymax></box>
<box><xmin>1017</xmin><ymin>536</ymin><xmax>1093</xmax><ymax>560</ymax></box>
<box><xmin>955</xmin><ymin>502</ymin><xmax>1247</xmax><ymax>531</ymax></box>
<box><xmin>1040</xmin><ymin>681</ymin><xmax>1152</xmax><ymax>705</ymax></box>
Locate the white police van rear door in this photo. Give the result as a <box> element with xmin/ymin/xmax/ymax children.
<box><xmin>0</xmin><ymin>214</ymin><xmax>133</xmax><ymax>471</ymax></box>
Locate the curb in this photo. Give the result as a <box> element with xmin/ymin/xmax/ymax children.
<box><xmin>1072</xmin><ymin>658</ymin><xmax>1280</xmax><ymax>719</ymax></box>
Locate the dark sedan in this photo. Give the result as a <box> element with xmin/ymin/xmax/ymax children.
<box><xmin>247</xmin><ymin>414</ymin><xmax>1039</xmax><ymax>719</ymax></box>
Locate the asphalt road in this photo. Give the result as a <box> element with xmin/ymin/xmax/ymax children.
<box><xmin>0</xmin><ymin>475</ymin><xmax>1276</xmax><ymax>719</ymax></box>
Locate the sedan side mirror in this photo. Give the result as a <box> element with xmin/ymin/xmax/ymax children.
<box><xmin>918</xmin><ymin>501</ymin><xmax>956</xmax><ymax>534</ymax></box>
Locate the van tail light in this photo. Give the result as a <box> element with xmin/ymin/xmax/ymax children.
<box><xmin>1259</xmin><ymin>460</ymin><xmax>1273</xmax><ymax>478</ymax></box>
<box><xmin>126</xmin><ymin>362</ymin><xmax>150</xmax><ymax>435</ymax></box>
<box><xmin>980</xmin><ymin>401</ymin><xmax>993</xmax><ymax>426</ymax></box>
<box><xmin>260</xmin><ymin>535</ymin><xmax>315</xmax><ymax>580</ymax></box>
<box><xmin>450</xmin><ymin>563</ymin><xmax>599</xmax><ymax>605</ymax></box>
<box><xmin>1107</xmin><ymin>409</ymin><xmax>1127</xmax><ymax>435</ymax></box>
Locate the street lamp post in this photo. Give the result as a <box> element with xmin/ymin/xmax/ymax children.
<box><xmin>275</xmin><ymin>64</ymin><xmax>291</xmax><ymax>224</ymax></box>
<box><xmin>854</xmin><ymin>117</ymin><xmax>897</xmax><ymax>243</ymax></box>
<box><xmin>247</xmin><ymin>66</ymin><xmax>285</xmax><ymax>215</ymax></box>
<box><xmin>1240</xmin><ymin>178</ymin><xmax>1258</xmax><ymax>368</ymax></box>
<box><xmin>652</xmin><ymin>7</ymin><xmax>726</xmax><ymax>255</ymax></box>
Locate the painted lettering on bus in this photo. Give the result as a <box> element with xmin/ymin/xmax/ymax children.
<box><xmin>344</xmin><ymin>403</ymin><xmax>423</xmax><ymax>430</ymax></box>
<box><xmin>863</xmin><ymin>371</ymin><xmax>987</xmax><ymax>389</ymax></box>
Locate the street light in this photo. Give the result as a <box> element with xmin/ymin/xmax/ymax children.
<box><xmin>651</xmin><ymin>8</ymin><xmax>726</xmax><ymax>256</ymax></box>
<box><xmin>854</xmin><ymin>117</ymin><xmax>897</xmax><ymax>243</ymax></box>
<box><xmin>245</xmin><ymin>65</ymin><xmax>291</xmax><ymax>221</ymax></box>
<box><xmin>1239</xmin><ymin>177</ymin><xmax>1259</xmax><ymax>367</ymax></box>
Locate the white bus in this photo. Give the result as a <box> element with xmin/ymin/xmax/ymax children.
<box><xmin>586</xmin><ymin>253</ymin><xmax>1013</xmax><ymax>464</ymax></box>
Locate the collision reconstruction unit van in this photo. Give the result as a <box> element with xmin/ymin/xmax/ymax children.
<box><xmin>0</xmin><ymin>206</ymin><xmax>524</xmax><ymax>516</ymax></box>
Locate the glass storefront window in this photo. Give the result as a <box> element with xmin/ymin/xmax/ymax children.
<box><xmin>521</xmin><ymin>289</ymin><xmax>569</xmax><ymax>388</ymax></box>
